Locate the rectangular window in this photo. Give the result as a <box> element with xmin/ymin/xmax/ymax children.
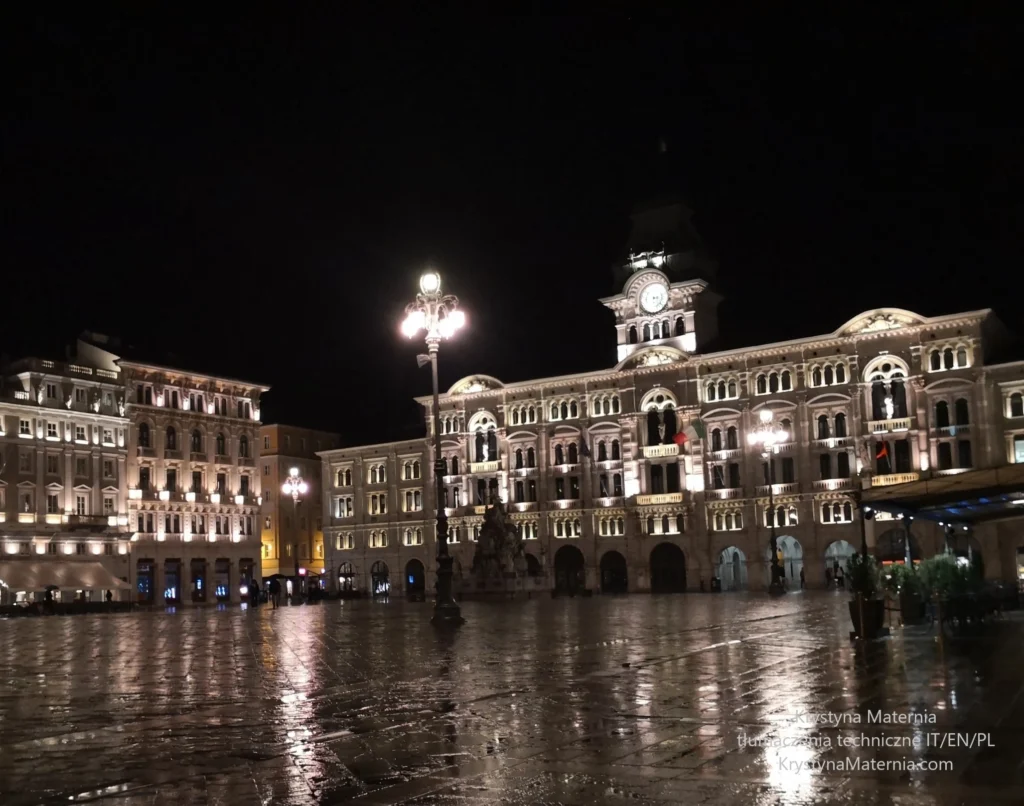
<box><xmin>75</xmin><ymin>388</ymin><xmax>86</xmax><ymax>403</ymax></box>
<box><xmin>216</xmin><ymin>473</ymin><xmax>226</xmax><ymax>495</ymax></box>
<box><xmin>19</xmin><ymin>419</ymin><xmax>31</xmax><ymax>436</ymax></box>
<box><xmin>103</xmin><ymin>460</ymin><xmax>115</xmax><ymax>478</ymax></box>
<box><xmin>263</xmin><ymin>464</ymin><xmax>270</xmax><ymax>476</ymax></box>
<box><xmin>527</xmin><ymin>479</ymin><xmax>537</xmax><ymax>502</ymax></box>
<box><xmin>47</xmin><ymin>494</ymin><xmax>60</xmax><ymax>514</ymax></box>
<box><xmin>166</xmin><ymin>468</ymin><xmax>177</xmax><ymax>492</ymax></box>
<box><xmin>46</xmin><ymin>454</ymin><xmax>60</xmax><ymax>475</ymax></box>
<box><xmin>19</xmin><ymin>451</ymin><xmax>32</xmax><ymax>472</ymax></box>
<box><xmin>76</xmin><ymin>457</ymin><xmax>88</xmax><ymax>476</ymax></box>
<box><xmin>240</xmin><ymin>475</ymin><xmax>250</xmax><ymax>497</ymax></box>
<box><xmin>263</xmin><ymin>435</ymin><xmax>270</xmax><ymax>449</ymax></box>
<box><xmin>781</xmin><ymin>457</ymin><xmax>795</xmax><ymax>483</ymax></box>
<box><xmin>102</xmin><ymin>428</ymin><xmax>113</xmax><ymax>444</ymax></box>
<box><xmin>103</xmin><ymin>496</ymin><xmax>115</xmax><ymax>514</ymax></box>
<box><xmin>555</xmin><ymin>478</ymin><xmax>565</xmax><ymax>500</ymax></box>
<box><xmin>76</xmin><ymin>495</ymin><xmax>87</xmax><ymax>515</ymax></box>
<box><xmin>192</xmin><ymin>470</ymin><xmax>202</xmax><ymax>492</ymax></box>
<box><xmin>76</xmin><ymin>543</ymin><xmax>86</xmax><ymax>555</ymax></box>
<box><xmin>46</xmin><ymin>383</ymin><xmax>58</xmax><ymax>399</ymax></box>
<box><xmin>47</xmin><ymin>422</ymin><xmax>58</xmax><ymax>439</ymax></box>
<box><xmin>139</xmin><ymin>467</ymin><xmax>151</xmax><ymax>491</ymax></box>
<box><xmin>76</xmin><ymin>425</ymin><xmax>86</xmax><ymax>442</ymax></box>
<box><xmin>958</xmin><ymin>439</ymin><xmax>973</xmax><ymax>468</ymax></box>
<box><xmin>569</xmin><ymin>476</ymin><xmax>580</xmax><ymax>499</ymax></box>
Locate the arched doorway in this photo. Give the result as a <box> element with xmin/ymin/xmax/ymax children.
<box><xmin>765</xmin><ymin>536</ymin><xmax>803</xmax><ymax>587</ymax></box>
<box><xmin>371</xmin><ymin>561</ymin><xmax>390</xmax><ymax>597</ymax></box>
<box><xmin>524</xmin><ymin>553</ymin><xmax>541</xmax><ymax>577</ymax></box>
<box><xmin>405</xmin><ymin>559</ymin><xmax>425</xmax><ymax>600</ymax></box>
<box><xmin>600</xmin><ymin>551</ymin><xmax>628</xmax><ymax>593</ymax></box>
<box><xmin>824</xmin><ymin>540</ymin><xmax>856</xmax><ymax>585</ymax></box>
<box><xmin>553</xmin><ymin>545</ymin><xmax>585</xmax><ymax>595</ymax></box>
<box><xmin>338</xmin><ymin>562</ymin><xmax>355</xmax><ymax>595</ymax></box>
<box><xmin>650</xmin><ymin>543</ymin><xmax>686</xmax><ymax>593</ymax></box>
<box><xmin>875</xmin><ymin>528</ymin><xmax>922</xmax><ymax>565</ymax></box>
<box><xmin>717</xmin><ymin>547</ymin><xmax>747</xmax><ymax>590</ymax></box>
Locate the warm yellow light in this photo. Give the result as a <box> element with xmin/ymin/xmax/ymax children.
<box><xmin>759</xmin><ymin>409</ymin><xmax>773</xmax><ymax>424</ymax></box>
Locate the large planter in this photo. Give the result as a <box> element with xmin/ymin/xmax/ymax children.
<box><xmin>899</xmin><ymin>590</ymin><xmax>926</xmax><ymax>625</ymax></box>
<box><xmin>848</xmin><ymin>598</ymin><xmax>886</xmax><ymax>639</ymax></box>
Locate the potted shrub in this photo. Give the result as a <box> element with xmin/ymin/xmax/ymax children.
<box><xmin>885</xmin><ymin>563</ymin><xmax>926</xmax><ymax>625</ymax></box>
<box><xmin>846</xmin><ymin>552</ymin><xmax>886</xmax><ymax>639</ymax></box>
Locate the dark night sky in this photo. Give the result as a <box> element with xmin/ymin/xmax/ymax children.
<box><xmin>3</xmin><ymin>12</ymin><xmax>1023</xmax><ymax>442</ymax></box>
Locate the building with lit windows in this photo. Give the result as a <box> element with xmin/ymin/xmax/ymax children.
<box><xmin>77</xmin><ymin>334</ymin><xmax>268</xmax><ymax>605</ymax></box>
<box><xmin>258</xmin><ymin>424</ymin><xmax>340</xmax><ymax>586</ymax></box>
<box><xmin>321</xmin><ymin>205</ymin><xmax>1024</xmax><ymax>595</ymax></box>
<box><xmin>0</xmin><ymin>354</ymin><xmax>132</xmax><ymax>603</ymax></box>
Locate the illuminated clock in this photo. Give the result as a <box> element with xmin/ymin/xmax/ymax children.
<box><xmin>639</xmin><ymin>282</ymin><xmax>668</xmax><ymax>313</ymax></box>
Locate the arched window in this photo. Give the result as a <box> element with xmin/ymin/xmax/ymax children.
<box><xmin>629</xmin><ymin>325</ymin><xmax>638</xmax><ymax>344</ymax></box>
<box><xmin>675</xmin><ymin>316</ymin><xmax>685</xmax><ymax>335</ymax></box>
<box><xmin>511</xmin><ymin>409</ymin><xmax>520</xmax><ymax>425</ymax></box>
<box><xmin>1011</xmin><ymin>393</ymin><xmax>1024</xmax><ymax>418</ymax></box>
<box><xmin>647</xmin><ymin>516</ymin><xmax>655</xmax><ymax>533</ymax></box>
<box><xmin>239</xmin><ymin>435</ymin><xmax>249</xmax><ymax>458</ymax></box>
<box><xmin>725</xmin><ymin>426</ymin><xmax>737</xmax><ymax>449</ymax></box>
<box><xmin>612</xmin><ymin>397</ymin><xmax>619</xmax><ymax>414</ymax></box>
<box><xmin>836</xmin><ymin>364</ymin><xmax>846</xmax><ymax>383</ymax></box>
<box><xmin>413</xmin><ymin>461</ymin><xmax>420</xmax><ymax>478</ymax></box>
<box><xmin>727</xmin><ymin>381</ymin><xmax>737</xmax><ymax>397</ymax></box>
<box><xmin>824</xmin><ymin>365</ymin><xmax>834</xmax><ymax>386</ymax></box>
<box><xmin>935</xmin><ymin>401</ymin><xmax>949</xmax><ymax>429</ymax></box>
<box><xmin>943</xmin><ymin>348</ymin><xmax>954</xmax><ymax>370</ymax></box>
<box><xmin>561</xmin><ymin>402</ymin><xmax>569</xmax><ymax>420</ymax></box>
<box><xmin>166</xmin><ymin>426</ymin><xmax>177</xmax><ymax>450</ymax></box>
<box><xmin>930</xmin><ymin>350</ymin><xmax>941</xmax><ymax>371</ymax></box>
<box><xmin>554</xmin><ymin>444</ymin><xmax>564</xmax><ymax>465</ymax></box>
<box><xmin>714</xmin><ymin>513</ymin><xmax>724</xmax><ymax>531</ymax></box>
<box><xmin>954</xmin><ymin>398</ymin><xmax>969</xmax><ymax>426</ymax></box>
<box><xmin>706</xmin><ymin>382</ymin><xmax>716</xmax><ymax>401</ymax></box>
<box><xmin>525</xmin><ymin>448</ymin><xmax>534</xmax><ymax>467</ymax></box>
<box><xmin>568</xmin><ymin>443</ymin><xmax>578</xmax><ymax>464</ymax></box>
<box><xmin>717</xmin><ymin>381</ymin><xmax>727</xmax><ymax>399</ymax></box>
<box><xmin>550</xmin><ymin>403</ymin><xmax>558</xmax><ymax>420</ymax></box>
<box><xmin>661</xmin><ymin>515</ymin><xmax>670</xmax><ymax>534</ymax></box>
<box><xmin>216</xmin><ymin>433</ymin><xmax>226</xmax><ymax>456</ymax></box>
<box><xmin>812</xmin><ymin>367</ymin><xmax>822</xmax><ymax>386</ymax></box>
<box><xmin>756</xmin><ymin>375</ymin><xmax>767</xmax><ymax>394</ymax></box>
<box><xmin>515</xmin><ymin>448</ymin><xmax>523</xmax><ymax>469</ymax></box>
<box><xmin>138</xmin><ymin>423</ymin><xmax>150</xmax><ymax>448</ymax></box>
<box><xmin>769</xmin><ymin>373</ymin><xmax>779</xmax><ymax>393</ymax></box>
<box><xmin>843</xmin><ymin>502</ymin><xmax>853</xmax><ymax>521</ymax></box>
<box><xmin>817</xmin><ymin>414</ymin><xmax>830</xmax><ymax>440</ymax></box>
<box><xmin>613</xmin><ymin>473</ymin><xmax>622</xmax><ymax>496</ymax></box>
<box><xmin>487</xmin><ymin>428</ymin><xmax>497</xmax><ymax>460</ymax></box>
<box><xmin>569</xmin><ymin>401</ymin><xmax>578</xmax><ymax>418</ymax></box>
<box><xmin>956</xmin><ymin>347</ymin><xmax>967</xmax><ymax>367</ymax></box>
<box><xmin>190</xmin><ymin>429</ymin><xmax>202</xmax><ymax>453</ymax></box>
<box><xmin>597</xmin><ymin>441</ymin><xmax>607</xmax><ymax>461</ymax></box>
<box><xmin>451</xmin><ymin>457</ymin><xmax>459</xmax><ymax>475</ymax></box>
<box><xmin>611</xmin><ymin>440</ymin><xmax>620</xmax><ymax>460</ymax></box>
<box><xmin>725</xmin><ymin>512</ymin><xmax>734</xmax><ymax>530</ymax></box>
<box><xmin>711</xmin><ymin>428</ymin><xmax>722</xmax><ymax>451</ymax></box>
<box><xmin>781</xmin><ymin>370</ymin><xmax>792</xmax><ymax>391</ymax></box>
<box><xmin>371</xmin><ymin>466</ymin><xmax>379</xmax><ymax>484</ymax></box>
<box><xmin>642</xmin><ymin>323</ymin><xmax>651</xmax><ymax>341</ymax></box>
<box><xmin>834</xmin><ymin>413</ymin><xmax>847</xmax><ymax>438</ymax></box>
<box><xmin>837</xmin><ymin>451</ymin><xmax>850</xmax><ymax>477</ymax></box>
<box><xmin>573</xmin><ymin>518</ymin><xmax>581</xmax><ymax>536</ymax></box>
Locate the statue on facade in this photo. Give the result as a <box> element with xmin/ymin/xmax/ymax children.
<box><xmin>657</xmin><ymin>413</ymin><xmax>666</xmax><ymax>443</ymax></box>
<box><xmin>117</xmin><ymin>398</ymin><xmax>126</xmax><ymax>417</ymax></box>
<box><xmin>883</xmin><ymin>395</ymin><xmax>894</xmax><ymax>421</ymax></box>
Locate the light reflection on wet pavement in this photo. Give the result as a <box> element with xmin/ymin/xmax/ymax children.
<box><xmin>1</xmin><ymin>592</ymin><xmax>1022</xmax><ymax>805</ymax></box>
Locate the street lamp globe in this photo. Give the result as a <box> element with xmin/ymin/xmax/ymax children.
<box><xmin>419</xmin><ymin>271</ymin><xmax>441</xmax><ymax>295</ymax></box>
<box><xmin>289</xmin><ymin>467</ymin><xmax>299</xmax><ymax>478</ymax></box>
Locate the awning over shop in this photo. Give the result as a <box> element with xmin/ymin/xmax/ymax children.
<box><xmin>862</xmin><ymin>465</ymin><xmax>1024</xmax><ymax>526</ymax></box>
<box><xmin>0</xmin><ymin>561</ymin><xmax>131</xmax><ymax>591</ymax></box>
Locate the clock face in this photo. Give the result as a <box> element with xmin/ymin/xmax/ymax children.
<box><xmin>639</xmin><ymin>282</ymin><xmax>668</xmax><ymax>313</ymax></box>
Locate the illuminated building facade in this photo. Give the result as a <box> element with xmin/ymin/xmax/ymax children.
<box><xmin>258</xmin><ymin>424</ymin><xmax>340</xmax><ymax>583</ymax></box>
<box><xmin>0</xmin><ymin>354</ymin><xmax>131</xmax><ymax>602</ymax></box>
<box><xmin>322</xmin><ymin>205</ymin><xmax>1024</xmax><ymax>594</ymax></box>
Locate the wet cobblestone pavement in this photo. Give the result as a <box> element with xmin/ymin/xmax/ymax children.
<box><xmin>1</xmin><ymin>593</ymin><xmax>1023</xmax><ymax>805</ymax></box>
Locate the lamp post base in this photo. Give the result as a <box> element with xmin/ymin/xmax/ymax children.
<box><xmin>432</xmin><ymin>553</ymin><xmax>465</xmax><ymax>627</ymax></box>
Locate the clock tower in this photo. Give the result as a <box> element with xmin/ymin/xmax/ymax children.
<box><xmin>600</xmin><ymin>200</ymin><xmax>722</xmax><ymax>365</ymax></box>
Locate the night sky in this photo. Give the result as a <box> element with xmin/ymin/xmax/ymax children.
<box><xmin>4</xmin><ymin>13</ymin><xmax>1022</xmax><ymax>443</ymax></box>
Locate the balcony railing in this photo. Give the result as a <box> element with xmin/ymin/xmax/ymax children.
<box><xmin>871</xmin><ymin>472</ymin><xmax>920</xmax><ymax>487</ymax></box>
<box><xmin>190</xmin><ymin>451</ymin><xmax>207</xmax><ymax>462</ymax></box>
<box><xmin>642</xmin><ymin>444</ymin><xmax>678</xmax><ymax>459</ymax></box>
<box><xmin>67</xmin><ymin>514</ymin><xmax>110</xmax><ymax>529</ymax></box>
<box><xmin>755</xmin><ymin>482</ymin><xmax>799</xmax><ymax>496</ymax></box>
<box><xmin>552</xmin><ymin>499</ymin><xmax>582</xmax><ymax>509</ymax></box>
<box><xmin>636</xmin><ymin>492</ymin><xmax>684</xmax><ymax>505</ymax></box>
<box><xmin>239</xmin><ymin>456</ymin><xmax>256</xmax><ymax>467</ymax></box>
<box><xmin>868</xmin><ymin>417</ymin><xmax>911</xmax><ymax>434</ymax></box>
<box><xmin>472</xmin><ymin>505</ymin><xmax>488</xmax><ymax>514</ymax></box>
<box><xmin>164</xmin><ymin>449</ymin><xmax>183</xmax><ymax>460</ymax></box>
<box><xmin>469</xmin><ymin>460</ymin><xmax>501</xmax><ymax>473</ymax></box>
<box><xmin>708</xmin><ymin>448</ymin><xmax>742</xmax><ymax>461</ymax></box>
<box><xmin>214</xmin><ymin>454</ymin><xmax>232</xmax><ymax>464</ymax></box>
<box><xmin>937</xmin><ymin>424</ymin><xmax>970</xmax><ymax>436</ymax></box>
<box><xmin>706</xmin><ymin>487</ymin><xmax>743</xmax><ymax>500</ymax></box>
<box><xmin>814</xmin><ymin>436</ymin><xmax>852</xmax><ymax>449</ymax></box>
<box><xmin>595</xmin><ymin>496</ymin><xmax>625</xmax><ymax>507</ymax></box>
<box><xmin>812</xmin><ymin>478</ymin><xmax>854</xmax><ymax>492</ymax></box>
<box><xmin>137</xmin><ymin>446</ymin><xmax>155</xmax><ymax>458</ymax></box>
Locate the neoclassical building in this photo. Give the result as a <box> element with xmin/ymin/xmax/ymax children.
<box><xmin>78</xmin><ymin>334</ymin><xmax>268</xmax><ymax>604</ymax></box>
<box><xmin>321</xmin><ymin>208</ymin><xmax>1024</xmax><ymax>595</ymax></box>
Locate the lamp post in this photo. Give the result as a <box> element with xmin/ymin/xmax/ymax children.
<box><xmin>281</xmin><ymin>467</ymin><xmax>307</xmax><ymax>593</ymax></box>
<box><xmin>401</xmin><ymin>269</ymin><xmax>466</xmax><ymax>627</ymax></box>
<box><xmin>747</xmin><ymin>409</ymin><xmax>789</xmax><ymax>595</ymax></box>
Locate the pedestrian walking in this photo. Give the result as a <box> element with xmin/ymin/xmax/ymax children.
<box><xmin>268</xmin><ymin>577</ymin><xmax>281</xmax><ymax>609</ymax></box>
<box><xmin>799</xmin><ymin>567</ymin><xmax>805</xmax><ymax>589</ymax></box>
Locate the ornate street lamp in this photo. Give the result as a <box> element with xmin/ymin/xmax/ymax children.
<box><xmin>281</xmin><ymin>467</ymin><xmax>308</xmax><ymax>583</ymax></box>
<box><xmin>747</xmin><ymin>409</ymin><xmax>789</xmax><ymax>595</ymax></box>
<box><xmin>401</xmin><ymin>270</ymin><xmax>466</xmax><ymax>626</ymax></box>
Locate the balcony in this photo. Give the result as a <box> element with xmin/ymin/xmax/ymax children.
<box><xmin>814</xmin><ymin>436</ymin><xmax>852</xmax><ymax>449</ymax></box>
<box><xmin>871</xmin><ymin>472</ymin><xmax>920</xmax><ymax>488</ymax></box>
<box><xmin>164</xmin><ymin>449</ymin><xmax>183</xmax><ymax>460</ymax></box>
<box><xmin>469</xmin><ymin>460</ymin><xmax>501</xmax><ymax>473</ymax></box>
<box><xmin>937</xmin><ymin>424</ymin><xmax>970</xmax><ymax>436</ymax></box>
<box><xmin>755</xmin><ymin>482</ymin><xmax>800</xmax><ymax>496</ymax></box>
<box><xmin>642</xmin><ymin>444</ymin><xmax>678</xmax><ymax>459</ymax></box>
<box><xmin>595</xmin><ymin>496</ymin><xmax>625</xmax><ymax>507</ymax></box>
<box><xmin>708</xmin><ymin>448</ymin><xmax>741</xmax><ymax>462</ymax></box>
<box><xmin>190</xmin><ymin>451</ymin><xmax>207</xmax><ymax>462</ymax></box>
<box><xmin>67</xmin><ymin>514</ymin><xmax>110</xmax><ymax>530</ymax></box>
<box><xmin>513</xmin><ymin>501</ymin><xmax>538</xmax><ymax>512</ymax></box>
<box><xmin>773</xmin><ymin>442</ymin><xmax>797</xmax><ymax>454</ymax></box>
<box><xmin>552</xmin><ymin>499</ymin><xmax>582</xmax><ymax>509</ymax></box>
<box><xmin>636</xmin><ymin>492</ymin><xmax>684</xmax><ymax>505</ymax></box>
<box><xmin>472</xmin><ymin>505</ymin><xmax>488</xmax><ymax>514</ymax></box>
<box><xmin>868</xmin><ymin>417</ymin><xmax>911</xmax><ymax>434</ymax></box>
<box><xmin>214</xmin><ymin>454</ymin><xmax>232</xmax><ymax>465</ymax></box>
<box><xmin>812</xmin><ymin>478</ymin><xmax>854</xmax><ymax>492</ymax></box>
<box><xmin>239</xmin><ymin>456</ymin><xmax>256</xmax><ymax>467</ymax></box>
<box><xmin>706</xmin><ymin>487</ymin><xmax>743</xmax><ymax>500</ymax></box>
<box><xmin>137</xmin><ymin>446</ymin><xmax>155</xmax><ymax>458</ymax></box>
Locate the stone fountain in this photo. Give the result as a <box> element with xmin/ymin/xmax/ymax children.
<box><xmin>465</xmin><ymin>497</ymin><xmax>529</xmax><ymax>599</ymax></box>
